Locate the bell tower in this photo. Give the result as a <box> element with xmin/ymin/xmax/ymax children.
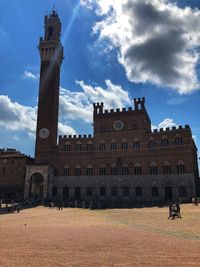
<box><xmin>35</xmin><ymin>10</ymin><xmax>63</xmax><ymax>163</ymax></box>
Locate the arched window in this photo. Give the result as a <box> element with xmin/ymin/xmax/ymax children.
<box><xmin>122</xmin><ymin>139</ymin><xmax>128</xmax><ymax>150</ymax></box>
<box><xmin>161</xmin><ymin>136</ymin><xmax>168</xmax><ymax>147</ymax></box>
<box><xmin>64</xmin><ymin>142</ymin><xmax>71</xmax><ymax>151</ymax></box>
<box><xmin>136</xmin><ymin>186</ymin><xmax>142</xmax><ymax>196</ymax></box>
<box><xmin>133</xmin><ymin>138</ymin><xmax>140</xmax><ymax>149</ymax></box>
<box><xmin>87</xmin><ymin>141</ymin><xmax>93</xmax><ymax>151</ymax></box>
<box><xmin>87</xmin><ymin>164</ymin><xmax>93</xmax><ymax>176</ymax></box>
<box><xmin>110</xmin><ymin>139</ymin><xmax>117</xmax><ymax>150</ymax></box>
<box><xmin>152</xmin><ymin>186</ymin><xmax>159</xmax><ymax>197</ymax></box>
<box><xmin>177</xmin><ymin>161</ymin><xmax>185</xmax><ymax>173</ymax></box>
<box><xmin>150</xmin><ymin>162</ymin><xmax>158</xmax><ymax>175</ymax></box>
<box><xmin>148</xmin><ymin>137</ymin><xmax>156</xmax><ymax>148</ymax></box>
<box><xmin>178</xmin><ymin>186</ymin><xmax>187</xmax><ymax>197</ymax></box>
<box><xmin>99</xmin><ymin>140</ymin><xmax>106</xmax><ymax>151</ymax></box>
<box><xmin>122</xmin><ymin>163</ymin><xmax>129</xmax><ymax>175</ymax></box>
<box><xmin>76</xmin><ymin>141</ymin><xmax>82</xmax><ymax>151</ymax></box>
<box><xmin>111</xmin><ymin>163</ymin><xmax>117</xmax><ymax>175</ymax></box>
<box><xmin>63</xmin><ymin>166</ymin><xmax>70</xmax><ymax>176</ymax></box>
<box><xmin>75</xmin><ymin>165</ymin><xmax>81</xmax><ymax>176</ymax></box>
<box><xmin>134</xmin><ymin>163</ymin><xmax>141</xmax><ymax>175</ymax></box>
<box><xmin>163</xmin><ymin>162</ymin><xmax>171</xmax><ymax>175</ymax></box>
<box><xmin>99</xmin><ymin>164</ymin><xmax>106</xmax><ymax>176</ymax></box>
<box><xmin>175</xmin><ymin>134</ymin><xmax>183</xmax><ymax>145</ymax></box>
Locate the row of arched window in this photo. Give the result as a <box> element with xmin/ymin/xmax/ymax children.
<box><xmin>54</xmin><ymin>161</ymin><xmax>185</xmax><ymax>176</ymax></box>
<box><xmin>52</xmin><ymin>185</ymin><xmax>188</xmax><ymax>198</ymax></box>
<box><xmin>63</xmin><ymin>135</ymin><xmax>184</xmax><ymax>152</ymax></box>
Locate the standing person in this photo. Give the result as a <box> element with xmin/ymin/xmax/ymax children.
<box><xmin>192</xmin><ymin>197</ymin><xmax>195</xmax><ymax>206</ymax></box>
<box><xmin>175</xmin><ymin>202</ymin><xmax>181</xmax><ymax>218</ymax></box>
<box><xmin>168</xmin><ymin>202</ymin><xmax>173</xmax><ymax>219</ymax></box>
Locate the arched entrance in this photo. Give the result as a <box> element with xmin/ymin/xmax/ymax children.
<box><xmin>29</xmin><ymin>173</ymin><xmax>44</xmax><ymax>200</ymax></box>
<box><xmin>165</xmin><ymin>186</ymin><xmax>173</xmax><ymax>202</ymax></box>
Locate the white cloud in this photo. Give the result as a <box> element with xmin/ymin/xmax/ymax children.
<box><xmin>24</xmin><ymin>70</ymin><xmax>39</xmax><ymax>79</ymax></box>
<box><xmin>59</xmin><ymin>79</ymin><xmax>131</xmax><ymax>123</ymax></box>
<box><xmin>0</xmin><ymin>95</ymin><xmax>76</xmax><ymax>139</ymax></box>
<box><xmin>152</xmin><ymin>118</ymin><xmax>178</xmax><ymax>130</ymax></box>
<box><xmin>86</xmin><ymin>0</ymin><xmax>200</xmax><ymax>94</ymax></box>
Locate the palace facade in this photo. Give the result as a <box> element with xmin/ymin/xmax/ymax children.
<box><xmin>24</xmin><ymin>11</ymin><xmax>199</xmax><ymax>206</ymax></box>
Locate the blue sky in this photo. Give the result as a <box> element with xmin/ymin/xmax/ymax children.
<box><xmin>0</xmin><ymin>0</ymin><xmax>200</xmax><ymax>162</ymax></box>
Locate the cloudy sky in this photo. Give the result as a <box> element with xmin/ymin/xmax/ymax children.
<box><xmin>0</xmin><ymin>0</ymin><xmax>200</xmax><ymax>160</ymax></box>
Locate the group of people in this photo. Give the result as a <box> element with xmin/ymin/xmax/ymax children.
<box><xmin>168</xmin><ymin>202</ymin><xmax>181</xmax><ymax>219</ymax></box>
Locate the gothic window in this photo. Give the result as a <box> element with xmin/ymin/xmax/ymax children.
<box><xmin>111</xmin><ymin>164</ymin><xmax>117</xmax><ymax>175</ymax></box>
<box><xmin>148</xmin><ymin>138</ymin><xmax>156</xmax><ymax>148</ymax></box>
<box><xmin>99</xmin><ymin>141</ymin><xmax>106</xmax><ymax>151</ymax></box>
<box><xmin>111</xmin><ymin>186</ymin><xmax>118</xmax><ymax>196</ymax></box>
<box><xmin>99</xmin><ymin>164</ymin><xmax>106</xmax><ymax>176</ymax></box>
<box><xmin>87</xmin><ymin>164</ymin><xmax>93</xmax><ymax>176</ymax></box>
<box><xmin>163</xmin><ymin>162</ymin><xmax>171</xmax><ymax>175</ymax></box>
<box><xmin>122</xmin><ymin>139</ymin><xmax>128</xmax><ymax>150</ymax></box>
<box><xmin>161</xmin><ymin>136</ymin><xmax>168</xmax><ymax>147</ymax></box>
<box><xmin>122</xmin><ymin>163</ymin><xmax>129</xmax><ymax>175</ymax></box>
<box><xmin>150</xmin><ymin>162</ymin><xmax>158</xmax><ymax>175</ymax></box>
<box><xmin>63</xmin><ymin>166</ymin><xmax>70</xmax><ymax>176</ymax></box>
<box><xmin>123</xmin><ymin>186</ymin><xmax>130</xmax><ymax>196</ymax></box>
<box><xmin>111</xmin><ymin>139</ymin><xmax>117</xmax><ymax>150</ymax></box>
<box><xmin>86</xmin><ymin>187</ymin><xmax>93</xmax><ymax>197</ymax></box>
<box><xmin>152</xmin><ymin>186</ymin><xmax>159</xmax><ymax>197</ymax></box>
<box><xmin>177</xmin><ymin>161</ymin><xmax>185</xmax><ymax>174</ymax></box>
<box><xmin>175</xmin><ymin>135</ymin><xmax>183</xmax><ymax>145</ymax></box>
<box><xmin>75</xmin><ymin>165</ymin><xmax>81</xmax><ymax>176</ymax></box>
<box><xmin>133</xmin><ymin>138</ymin><xmax>140</xmax><ymax>149</ymax></box>
<box><xmin>64</xmin><ymin>142</ymin><xmax>70</xmax><ymax>151</ymax></box>
<box><xmin>134</xmin><ymin>163</ymin><xmax>141</xmax><ymax>175</ymax></box>
<box><xmin>87</xmin><ymin>141</ymin><xmax>93</xmax><ymax>151</ymax></box>
<box><xmin>100</xmin><ymin>186</ymin><xmax>106</xmax><ymax>196</ymax></box>
<box><xmin>76</xmin><ymin>141</ymin><xmax>82</xmax><ymax>151</ymax></box>
<box><xmin>178</xmin><ymin>186</ymin><xmax>187</xmax><ymax>197</ymax></box>
<box><xmin>136</xmin><ymin>186</ymin><xmax>142</xmax><ymax>197</ymax></box>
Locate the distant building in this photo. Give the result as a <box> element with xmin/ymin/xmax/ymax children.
<box><xmin>0</xmin><ymin>148</ymin><xmax>34</xmax><ymax>200</ymax></box>
<box><xmin>24</xmin><ymin>11</ymin><xmax>199</xmax><ymax>206</ymax></box>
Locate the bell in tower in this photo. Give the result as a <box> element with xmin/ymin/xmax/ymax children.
<box><xmin>35</xmin><ymin>11</ymin><xmax>64</xmax><ymax>163</ymax></box>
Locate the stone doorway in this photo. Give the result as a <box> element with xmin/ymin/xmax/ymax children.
<box><xmin>165</xmin><ymin>186</ymin><xmax>173</xmax><ymax>202</ymax></box>
<box><xmin>29</xmin><ymin>173</ymin><xmax>44</xmax><ymax>200</ymax></box>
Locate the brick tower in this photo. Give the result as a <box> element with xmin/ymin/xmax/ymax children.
<box><xmin>35</xmin><ymin>10</ymin><xmax>63</xmax><ymax>163</ymax></box>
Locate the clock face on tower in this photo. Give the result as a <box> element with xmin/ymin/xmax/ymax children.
<box><xmin>113</xmin><ymin>120</ymin><xmax>124</xmax><ymax>131</ymax></box>
<box><xmin>39</xmin><ymin>128</ymin><xmax>50</xmax><ymax>139</ymax></box>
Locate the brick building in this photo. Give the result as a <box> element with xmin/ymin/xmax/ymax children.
<box><xmin>24</xmin><ymin>11</ymin><xmax>199</xmax><ymax>206</ymax></box>
<box><xmin>0</xmin><ymin>148</ymin><xmax>34</xmax><ymax>200</ymax></box>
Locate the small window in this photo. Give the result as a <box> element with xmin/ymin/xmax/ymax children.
<box><xmin>87</xmin><ymin>165</ymin><xmax>93</xmax><ymax>176</ymax></box>
<box><xmin>87</xmin><ymin>142</ymin><xmax>93</xmax><ymax>151</ymax></box>
<box><xmin>177</xmin><ymin>161</ymin><xmax>185</xmax><ymax>174</ymax></box>
<box><xmin>111</xmin><ymin>140</ymin><xmax>117</xmax><ymax>150</ymax></box>
<box><xmin>122</xmin><ymin>139</ymin><xmax>128</xmax><ymax>150</ymax></box>
<box><xmin>148</xmin><ymin>138</ymin><xmax>156</xmax><ymax>148</ymax></box>
<box><xmin>75</xmin><ymin>165</ymin><xmax>81</xmax><ymax>176</ymax></box>
<box><xmin>99</xmin><ymin>141</ymin><xmax>106</xmax><ymax>151</ymax></box>
<box><xmin>76</xmin><ymin>142</ymin><xmax>82</xmax><ymax>151</ymax></box>
<box><xmin>63</xmin><ymin>167</ymin><xmax>70</xmax><ymax>176</ymax></box>
<box><xmin>175</xmin><ymin>135</ymin><xmax>183</xmax><ymax>145</ymax></box>
<box><xmin>150</xmin><ymin>163</ymin><xmax>158</xmax><ymax>175</ymax></box>
<box><xmin>134</xmin><ymin>163</ymin><xmax>141</xmax><ymax>175</ymax></box>
<box><xmin>99</xmin><ymin>165</ymin><xmax>106</xmax><ymax>176</ymax></box>
<box><xmin>163</xmin><ymin>162</ymin><xmax>171</xmax><ymax>175</ymax></box>
<box><xmin>161</xmin><ymin>137</ymin><xmax>168</xmax><ymax>147</ymax></box>
<box><xmin>111</xmin><ymin>164</ymin><xmax>117</xmax><ymax>175</ymax></box>
<box><xmin>133</xmin><ymin>139</ymin><xmax>140</xmax><ymax>149</ymax></box>
<box><xmin>122</xmin><ymin>164</ymin><xmax>129</xmax><ymax>175</ymax></box>
<box><xmin>64</xmin><ymin>143</ymin><xmax>71</xmax><ymax>151</ymax></box>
